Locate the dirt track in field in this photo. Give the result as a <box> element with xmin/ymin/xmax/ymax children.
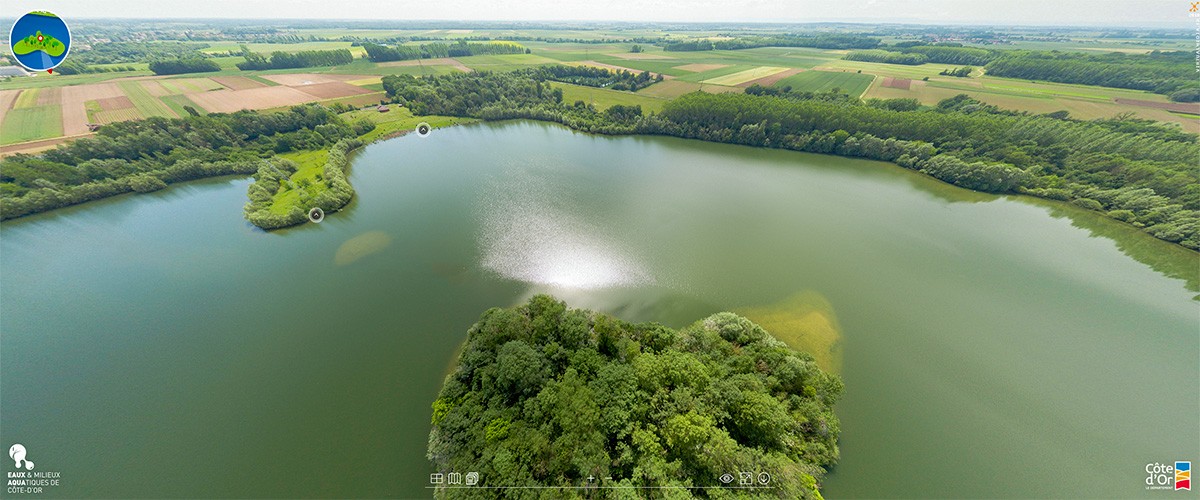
<box><xmin>140</xmin><ymin>80</ymin><xmax>171</xmax><ymax>97</ymax></box>
<box><xmin>294</xmin><ymin>82</ymin><xmax>375</xmax><ymax>100</ymax></box>
<box><xmin>97</xmin><ymin>95</ymin><xmax>135</xmax><ymax>110</ymax></box>
<box><xmin>261</xmin><ymin>73</ymin><xmax>371</xmax><ymax>86</ymax></box>
<box><xmin>0</xmin><ymin>133</ymin><xmax>94</xmax><ymax>157</ymax></box>
<box><xmin>738</xmin><ymin>68</ymin><xmax>804</xmax><ymax>88</ymax></box>
<box><xmin>881</xmin><ymin>77</ymin><xmax>912</xmax><ymax>90</ymax></box>
<box><xmin>1113</xmin><ymin>98</ymin><xmax>1200</xmax><ymax>114</ymax></box>
<box><xmin>0</xmin><ymin>90</ymin><xmax>19</xmax><ymax>114</ymax></box>
<box><xmin>378</xmin><ymin>58</ymin><xmax>472</xmax><ymax>72</ymax></box>
<box><xmin>607</xmin><ymin>52</ymin><xmax>676</xmax><ymax>60</ymax></box>
<box><xmin>61</xmin><ymin>83</ymin><xmax>125</xmax><ymax>135</ymax></box>
<box><xmin>570</xmin><ymin>60</ymin><xmax>673</xmax><ymax>80</ymax></box>
<box><xmin>186</xmin><ymin>86</ymin><xmax>318</xmax><ymax>113</ymax></box>
<box><xmin>210</xmin><ymin>76</ymin><xmax>268</xmax><ymax>90</ymax></box>
<box><xmin>35</xmin><ymin>87</ymin><xmax>61</xmax><ymax>106</ymax></box>
<box><xmin>674</xmin><ymin>63</ymin><xmax>729</xmax><ymax>73</ymax></box>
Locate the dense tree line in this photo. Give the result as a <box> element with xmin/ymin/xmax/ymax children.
<box><xmin>647</xmin><ymin>92</ymin><xmax>1199</xmax><ymax>248</ymax></box>
<box><xmin>363</xmin><ymin>40</ymin><xmax>526</xmax><ymax>62</ymax></box>
<box><xmin>71</xmin><ymin>41</ymin><xmax>209</xmax><ymax>64</ymax></box>
<box><xmin>663</xmin><ymin>34</ymin><xmax>879</xmax><ymax>52</ymax></box>
<box><xmin>894</xmin><ymin>45</ymin><xmax>996</xmax><ymax>65</ymax></box>
<box><xmin>55</xmin><ymin>61</ymin><xmax>139</xmax><ymax>74</ymax></box>
<box><xmin>243</xmin><ymin>137</ymin><xmax>362</xmax><ymax>229</ymax></box>
<box><xmin>147</xmin><ymin>57</ymin><xmax>220</xmax><ymax>75</ymax></box>
<box><xmin>236</xmin><ymin>47</ymin><xmax>354</xmax><ymax>70</ymax></box>
<box><xmin>535</xmin><ymin>65</ymin><xmax>661</xmax><ymax>91</ymax></box>
<box><xmin>843</xmin><ymin>49</ymin><xmax>928</xmax><ymax>65</ymax></box>
<box><xmin>746</xmin><ymin>83</ymin><xmax>866</xmax><ymax>103</ymax></box>
<box><xmin>382</xmin><ymin>71</ymin><xmax>562</xmax><ymax>116</ymax></box>
<box><xmin>984</xmin><ymin>50</ymin><xmax>1198</xmax><ymax>100</ymax></box>
<box><xmin>0</xmin><ymin>105</ymin><xmax>354</xmax><ymax>220</ymax></box>
<box><xmin>0</xmin><ymin>158</ymin><xmax>259</xmax><ymax>220</ymax></box>
<box><xmin>430</xmin><ymin>295</ymin><xmax>842</xmax><ymax>498</ymax></box>
<box><xmin>381</xmin><ymin>71</ymin><xmax>1199</xmax><ymax>249</ymax></box>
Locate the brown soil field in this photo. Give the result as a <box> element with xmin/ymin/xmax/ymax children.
<box><xmin>261</xmin><ymin>73</ymin><xmax>371</xmax><ymax>86</ymax></box>
<box><xmin>607</xmin><ymin>52</ymin><xmax>676</xmax><ymax>60</ymax></box>
<box><xmin>378</xmin><ymin>58</ymin><xmax>472</xmax><ymax>72</ymax></box>
<box><xmin>293</xmin><ymin>81</ymin><xmax>374</xmax><ymax>100</ymax></box>
<box><xmin>324</xmin><ymin>93</ymin><xmax>387</xmax><ymax>107</ymax></box>
<box><xmin>61</xmin><ymin>83</ymin><xmax>125</xmax><ymax>135</ymax></box>
<box><xmin>674</xmin><ymin>63</ymin><xmax>730</xmax><ymax>73</ymax></box>
<box><xmin>140</xmin><ymin>80</ymin><xmax>171</xmax><ymax>97</ymax></box>
<box><xmin>0</xmin><ymin>90</ymin><xmax>19</xmax><ymax>113</ymax></box>
<box><xmin>738</xmin><ymin>68</ymin><xmax>804</xmax><ymax>88</ymax></box>
<box><xmin>881</xmin><ymin>77</ymin><xmax>912</xmax><ymax>90</ymax></box>
<box><xmin>186</xmin><ymin>86</ymin><xmax>317</xmax><ymax>113</ymax></box>
<box><xmin>210</xmin><ymin>76</ymin><xmax>268</xmax><ymax>91</ymax></box>
<box><xmin>1113</xmin><ymin>98</ymin><xmax>1200</xmax><ymax>114</ymax></box>
<box><xmin>35</xmin><ymin>87</ymin><xmax>61</xmax><ymax>106</ymax></box>
<box><xmin>96</xmin><ymin>95</ymin><xmax>135</xmax><ymax>111</ymax></box>
<box><xmin>570</xmin><ymin>60</ymin><xmax>672</xmax><ymax>79</ymax></box>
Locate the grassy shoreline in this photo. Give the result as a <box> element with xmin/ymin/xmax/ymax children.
<box><xmin>242</xmin><ymin>108</ymin><xmax>475</xmax><ymax>230</ymax></box>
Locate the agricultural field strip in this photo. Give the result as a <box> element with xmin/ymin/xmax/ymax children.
<box><xmin>116</xmin><ymin>80</ymin><xmax>179</xmax><ymax>119</ymax></box>
<box><xmin>701</xmin><ymin>66</ymin><xmax>791</xmax><ymax>86</ymax></box>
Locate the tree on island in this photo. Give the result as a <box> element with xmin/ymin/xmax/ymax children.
<box><xmin>429</xmin><ymin>295</ymin><xmax>843</xmax><ymax>499</ymax></box>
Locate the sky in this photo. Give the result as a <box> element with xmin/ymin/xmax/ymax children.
<box><xmin>2</xmin><ymin>0</ymin><xmax>1192</xmax><ymax>28</ymax></box>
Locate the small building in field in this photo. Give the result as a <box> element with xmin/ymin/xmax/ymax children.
<box><xmin>377</xmin><ymin>105</ymin><xmax>390</xmax><ymax>112</ymax></box>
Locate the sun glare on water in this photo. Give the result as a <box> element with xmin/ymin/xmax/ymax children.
<box><xmin>478</xmin><ymin>172</ymin><xmax>652</xmax><ymax>290</ymax></box>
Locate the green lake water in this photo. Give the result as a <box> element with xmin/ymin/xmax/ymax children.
<box><xmin>1</xmin><ymin>121</ymin><xmax>1196</xmax><ymax>498</ymax></box>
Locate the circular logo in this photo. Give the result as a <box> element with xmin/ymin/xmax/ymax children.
<box><xmin>9</xmin><ymin>11</ymin><xmax>71</xmax><ymax>73</ymax></box>
<box><xmin>415</xmin><ymin>122</ymin><xmax>432</xmax><ymax>138</ymax></box>
<box><xmin>308</xmin><ymin>207</ymin><xmax>325</xmax><ymax>223</ymax></box>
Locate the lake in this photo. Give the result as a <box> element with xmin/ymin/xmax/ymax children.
<box><xmin>1</xmin><ymin>121</ymin><xmax>1196</xmax><ymax>498</ymax></box>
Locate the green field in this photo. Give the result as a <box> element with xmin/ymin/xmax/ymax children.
<box><xmin>198</xmin><ymin>41</ymin><xmax>368</xmax><ymax>58</ymax></box>
<box><xmin>270</xmin><ymin>149</ymin><xmax>329</xmax><ymax>215</ymax></box>
<box><xmin>2</xmin><ymin>25</ymin><xmax>1196</xmax><ymax>152</ymax></box>
<box><xmin>0</xmin><ymin>72</ymin><xmax>155</xmax><ymax>91</ymax></box>
<box><xmin>326</xmin><ymin>59</ymin><xmax>464</xmax><ymax>76</ymax></box>
<box><xmin>161</xmin><ymin>94</ymin><xmax>205</xmax><ymax>116</ymax></box>
<box><xmin>91</xmin><ymin>62</ymin><xmax>150</xmax><ymax>71</ymax></box>
<box><xmin>774</xmin><ymin>70</ymin><xmax>876</xmax><ymax>97</ymax></box>
<box><xmin>12</xmin><ymin>88</ymin><xmax>40</xmax><ymax>108</ymax></box>
<box><xmin>815</xmin><ymin>59</ymin><xmax>967</xmax><ymax>80</ymax></box>
<box><xmin>552</xmin><ymin>82</ymin><xmax>668</xmax><ymax>112</ymax></box>
<box><xmin>117</xmin><ymin>81</ymin><xmax>178</xmax><ymax>118</ymax></box>
<box><xmin>454</xmin><ymin>54</ymin><xmax>558</xmax><ymax>72</ymax></box>
<box><xmin>342</xmin><ymin>107</ymin><xmax>473</xmax><ymax>143</ymax></box>
<box><xmin>0</xmin><ymin>105</ymin><xmax>62</xmax><ymax>145</ymax></box>
<box><xmin>701</xmin><ymin>66</ymin><xmax>790</xmax><ymax>86</ymax></box>
<box><xmin>160</xmin><ymin>78</ymin><xmax>225</xmax><ymax>94</ymax></box>
<box><xmin>91</xmin><ymin>108</ymin><xmax>143</xmax><ymax>124</ymax></box>
<box><xmin>208</xmin><ymin>56</ymin><xmax>246</xmax><ymax>70</ymax></box>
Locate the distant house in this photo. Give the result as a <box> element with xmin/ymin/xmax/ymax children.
<box><xmin>86</xmin><ymin>123</ymin><xmax>102</xmax><ymax>132</ymax></box>
<box><xmin>377</xmin><ymin>105</ymin><xmax>390</xmax><ymax>112</ymax></box>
